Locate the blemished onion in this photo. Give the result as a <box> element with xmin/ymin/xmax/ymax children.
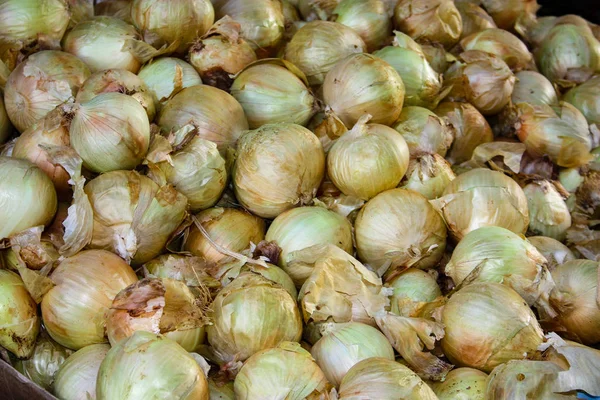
<box><xmin>41</xmin><ymin>250</ymin><xmax>138</xmax><ymax>350</ymax></box>
<box><xmin>327</xmin><ymin>115</ymin><xmax>410</xmax><ymax>200</ymax></box>
<box><xmin>0</xmin><ymin>269</ymin><xmax>40</xmax><ymax>358</ymax></box>
<box><xmin>511</xmin><ymin>70</ymin><xmax>558</xmax><ymax>106</ymax></box>
<box><xmin>432</xmin><ymin>168</ymin><xmax>529</xmax><ymax>241</ymax></box>
<box><xmin>208</xmin><ymin>273</ymin><xmax>302</xmax><ymax>364</ymax></box>
<box><xmin>355</xmin><ymin>189</ymin><xmax>447</xmax><ymax>277</ymax></box>
<box><xmin>564</xmin><ymin>75</ymin><xmax>600</xmax><ymax>127</ymax></box>
<box><xmin>480</xmin><ymin>0</ymin><xmax>540</xmax><ymax>30</ymax></box>
<box><xmin>393</xmin><ymin>0</ymin><xmax>463</xmax><ymax>49</ymax></box>
<box><xmin>550</xmin><ymin>260</ymin><xmax>600</xmax><ymax>345</ymax></box>
<box><xmin>527</xmin><ymin>236</ymin><xmax>576</xmax><ymax>271</ymax></box>
<box><xmin>97</xmin><ymin>331</ymin><xmax>209</xmax><ymax>400</ymax></box>
<box><xmin>434</xmin><ymin>101</ymin><xmax>493</xmax><ymax>165</ymax></box>
<box><xmin>338</xmin><ymin>357</ymin><xmax>438</xmax><ymax>399</ymax></box>
<box><xmin>459</xmin><ymin>28</ymin><xmax>533</xmax><ymax>71</ymax></box>
<box><xmin>298</xmin><ymin>0</ymin><xmax>339</xmax><ymax>21</ymax></box>
<box><xmin>157</xmin><ymin>85</ymin><xmax>248</xmax><ymax>152</ymax></box>
<box><xmin>332</xmin><ymin>0</ymin><xmax>391</xmax><ymax>52</ymax></box>
<box><xmin>431</xmin><ymin>367</ymin><xmax>488</xmax><ymax>400</ymax></box>
<box><xmin>523</xmin><ymin>180</ymin><xmax>571</xmax><ymax>241</ymax></box>
<box><xmin>234</xmin><ymin>342</ymin><xmax>330</xmax><ymax>399</ymax></box>
<box><xmin>284</xmin><ymin>21</ymin><xmax>366</xmax><ymax>87</ymax></box>
<box><xmin>212</xmin><ymin>0</ymin><xmax>285</xmax><ymax>55</ymax></box>
<box><xmin>84</xmin><ymin>170</ymin><xmax>187</xmax><ymax>265</ymax></box>
<box><xmin>444</xmin><ymin>50</ymin><xmax>515</xmax><ymax>116</ymax></box>
<box><xmin>233</xmin><ymin>123</ymin><xmax>325</xmax><ymax>219</ymax></box>
<box><xmin>441</xmin><ymin>282</ymin><xmax>544</xmax><ymax>372</ymax></box>
<box><xmin>399</xmin><ymin>153</ymin><xmax>456</xmax><ymax>200</ymax></box>
<box><xmin>137</xmin><ymin>57</ymin><xmax>202</xmax><ymax>107</ymax></box>
<box><xmin>4</xmin><ymin>50</ymin><xmax>90</xmax><ymax>133</ymax></box>
<box><xmin>230</xmin><ymin>60</ymin><xmax>317</xmax><ymax>129</ymax></box>
<box><xmin>94</xmin><ymin>0</ymin><xmax>133</xmax><ymax>23</ymax></box>
<box><xmin>53</xmin><ymin>344</ymin><xmax>110</xmax><ymax>400</ymax></box>
<box><xmin>75</xmin><ymin>69</ymin><xmax>157</xmax><ymax>121</ymax></box>
<box><xmin>387</xmin><ymin>268</ymin><xmax>442</xmax><ymax>317</ymax></box>
<box><xmin>265</xmin><ymin>206</ymin><xmax>353</xmax><ymax>285</ymax></box>
<box><xmin>130</xmin><ymin>0</ymin><xmax>214</xmax><ymax>55</ymax></box>
<box><xmin>310</xmin><ymin>322</ymin><xmax>394</xmax><ymax>387</ymax></box>
<box><xmin>69</xmin><ymin>92</ymin><xmax>150</xmax><ymax>173</ymax></box>
<box><xmin>184</xmin><ymin>207</ymin><xmax>266</xmax><ymax>265</ymax></box>
<box><xmin>392</xmin><ymin>106</ymin><xmax>454</xmax><ymax>158</ymax></box>
<box><xmin>323</xmin><ymin>53</ymin><xmax>405</xmax><ymax>128</ymax></box>
<box><xmin>0</xmin><ymin>157</ymin><xmax>57</xmax><ymax>240</ymax></box>
<box><xmin>456</xmin><ymin>2</ymin><xmax>497</xmax><ymax>39</ymax></box>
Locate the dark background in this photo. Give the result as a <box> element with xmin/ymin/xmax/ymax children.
<box><xmin>538</xmin><ymin>1</ymin><xmax>600</xmax><ymax>24</ymax></box>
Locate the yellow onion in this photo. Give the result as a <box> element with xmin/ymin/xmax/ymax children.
<box><xmin>332</xmin><ymin>0</ymin><xmax>391</xmax><ymax>52</ymax></box>
<box><xmin>4</xmin><ymin>50</ymin><xmax>90</xmax><ymax>133</ymax></box>
<box><xmin>514</xmin><ymin>102</ymin><xmax>592</xmax><ymax>168</ymax></box>
<box><xmin>511</xmin><ymin>70</ymin><xmax>558</xmax><ymax>107</ymax></box>
<box><xmin>94</xmin><ymin>0</ymin><xmax>133</xmax><ymax>23</ymax></box>
<box><xmin>76</xmin><ymin>69</ymin><xmax>157</xmax><ymax>121</ymax></box>
<box><xmin>432</xmin><ymin>168</ymin><xmax>529</xmax><ymax>241</ymax></box>
<box><xmin>265</xmin><ymin>206</ymin><xmax>353</xmax><ymax>285</ymax></box>
<box><xmin>456</xmin><ymin>3</ymin><xmax>496</xmax><ymax>39</ymax></box>
<box><xmin>444</xmin><ymin>50</ymin><xmax>515</xmax><ymax>116</ymax></box>
<box><xmin>41</xmin><ymin>250</ymin><xmax>138</xmax><ymax>350</ymax></box>
<box><xmin>523</xmin><ymin>180</ymin><xmax>571</xmax><ymax>241</ymax></box>
<box><xmin>157</xmin><ymin>85</ymin><xmax>248</xmax><ymax>152</ymax></box>
<box><xmin>0</xmin><ymin>97</ymin><xmax>11</xmax><ymax>145</ymax></box>
<box><xmin>97</xmin><ymin>331</ymin><xmax>209</xmax><ymax>400</ymax></box>
<box><xmin>323</xmin><ymin>53</ymin><xmax>405</xmax><ymax>128</ymax></box>
<box><xmin>400</xmin><ymin>154</ymin><xmax>456</xmax><ymax>200</ymax></box>
<box><xmin>434</xmin><ymin>101</ymin><xmax>493</xmax><ymax>165</ymax></box>
<box><xmin>284</xmin><ymin>21</ymin><xmax>366</xmax><ymax>87</ymax></box>
<box><xmin>564</xmin><ymin>75</ymin><xmax>600</xmax><ymax>127</ymax></box>
<box><xmin>213</xmin><ymin>260</ymin><xmax>297</xmax><ymax>299</ymax></box>
<box><xmin>230</xmin><ymin>60</ymin><xmax>317</xmax><ymax>129</ymax></box>
<box><xmin>535</xmin><ymin>24</ymin><xmax>600</xmax><ymax>84</ymax></box>
<box><xmin>393</xmin><ymin>0</ymin><xmax>462</xmax><ymax>49</ymax></box>
<box><xmin>130</xmin><ymin>0</ymin><xmax>214</xmax><ymax>54</ymax></box>
<box><xmin>387</xmin><ymin>268</ymin><xmax>442</xmax><ymax>317</ymax></box>
<box><xmin>233</xmin><ymin>123</ymin><xmax>325</xmax><ymax>219</ymax></box>
<box><xmin>441</xmin><ymin>282</ymin><xmax>544</xmax><ymax>372</ymax></box>
<box><xmin>184</xmin><ymin>207</ymin><xmax>266</xmax><ymax>265</ymax></box>
<box><xmin>327</xmin><ymin>115</ymin><xmax>410</xmax><ymax>200</ymax></box>
<box><xmin>392</xmin><ymin>106</ymin><xmax>454</xmax><ymax>157</ymax></box>
<box><xmin>69</xmin><ymin>92</ymin><xmax>150</xmax><ymax>173</ymax></box>
<box><xmin>0</xmin><ymin>157</ymin><xmax>57</xmax><ymax>240</ymax></box>
<box><xmin>63</xmin><ymin>16</ymin><xmax>145</xmax><ymax>73</ymax></box>
<box><xmin>460</xmin><ymin>28</ymin><xmax>533</xmax><ymax>71</ymax></box>
<box><xmin>431</xmin><ymin>367</ymin><xmax>488</xmax><ymax>400</ymax></box>
<box><xmin>338</xmin><ymin>357</ymin><xmax>438</xmax><ymax>399</ymax></box>
<box><xmin>0</xmin><ymin>269</ymin><xmax>40</xmax><ymax>358</ymax></box>
<box><xmin>355</xmin><ymin>189</ymin><xmax>447</xmax><ymax>277</ymax></box>
<box><xmin>515</xmin><ymin>14</ymin><xmax>589</xmax><ymax>48</ymax></box>
<box><xmin>310</xmin><ymin>323</ymin><xmax>394</xmax><ymax>387</ymax></box>
<box><xmin>421</xmin><ymin>42</ymin><xmax>455</xmax><ymax>74</ymax></box>
<box><xmin>144</xmin><ymin>254</ymin><xmax>219</xmax><ymax>292</ymax></box>
<box><xmin>65</xmin><ymin>0</ymin><xmax>94</xmax><ymax>27</ymax></box>
<box><xmin>550</xmin><ymin>260</ymin><xmax>600</xmax><ymax>345</ymax></box>
<box><xmin>53</xmin><ymin>344</ymin><xmax>110</xmax><ymax>400</ymax></box>
<box><xmin>137</xmin><ymin>57</ymin><xmax>202</xmax><ymax>107</ymax></box>
<box><xmin>188</xmin><ymin>17</ymin><xmax>256</xmax><ymax>90</ymax></box>
<box><xmin>298</xmin><ymin>0</ymin><xmax>339</xmax><ymax>21</ymax></box>
<box><xmin>84</xmin><ymin>170</ymin><xmax>187</xmax><ymax>265</ymax></box>
<box><xmin>480</xmin><ymin>0</ymin><xmax>539</xmax><ymax>30</ymax></box>
<box><xmin>234</xmin><ymin>341</ymin><xmax>330</xmax><ymax>399</ymax></box>
<box><xmin>208</xmin><ymin>273</ymin><xmax>302</xmax><ymax>364</ymax></box>
<box><xmin>212</xmin><ymin>0</ymin><xmax>285</xmax><ymax>55</ymax></box>
<box><xmin>209</xmin><ymin>379</ymin><xmax>235</xmax><ymax>400</ymax></box>
<box><xmin>527</xmin><ymin>236</ymin><xmax>575</xmax><ymax>271</ymax></box>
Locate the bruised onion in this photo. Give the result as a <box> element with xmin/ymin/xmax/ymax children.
<box><xmin>459</xmin><ymin>28</ymin><xmax>533</xmax><ymax>71</ymax></box>
<box><xmin>523</xmin><ymin>180</ymin><xmax>571</xmax><ymax>240</ymax></box>
<box><xmin>511</xmin><ymin>70</ymin><xmax>558</xmax><ymax>106</ymax></box>
<box><xmin>137</xmin><ymin>57</ymin><xmax>202</xmax><ymax>107</ymax></box>
<box><xmin>399</xmin><ymin>153</ymin><xmax>455</xmax><ymax>200</ymax></box>
<box><xmin>393</xmin><ymin>0</ymin><xmax>462</xmax><ymax>48</ymax></box>
<box><xmin>332</xmin><ymin>0</ymin><xmax>391</xmax><ymax>52</ymax></box>
<box><xmin>563</xmin><ymin>75</ymin><xmax>600</xmax><ymax>127</ymax></box>
<box><xmin>392</xmin><ymin>106</ymin><xmax>454</xmax><ymax>157</ymax></box>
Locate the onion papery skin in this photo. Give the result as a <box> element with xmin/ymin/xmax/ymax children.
<box><xmin>137</xmin><ymin>57</ymin><xmax>202</xmax><ymax>107</ymax></box>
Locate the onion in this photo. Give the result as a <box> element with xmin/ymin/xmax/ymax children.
<box><xmin>234</xmin><ymin>341</ymin><xmax>329</xmax><ymax>399</ymax></box>
<box><xmin>421</xmin><ymin>42</ymin><xmax>454</xmax><ymax>74</ymax></box>
<box><xmin>230</xmin><ymin>60</ymin><xmax>317</xmax><ymax>128</ymax></box>
<box><xmin>327</xmin><ymin>115</ymin><xmax>410</xmax><ymax>200</ymax></box>
<box><xmin>265</xmin><ymin>206</ymin><xmax>353</xmax><ymax>286</ymax></box>
<box><xmin>323</xmin><ymin>53</ymin><xmax>405</xmax><ymax>128</ymax></box>
<box><xmin>393</xmin><ymin>0</ymin><xmax>463</xmax><ymax>49</ymax></box>
<box><xmin>209</xmin><ymin>379</ymin><xmax>235</xmax><ymax>400</ymax></box>
<box><xmin>310</xmin><ymin>322</ymin><xmax>394</xmax><ymax>387</ymax></box>
<box><xmin>94</xmin><ymin>1</ymin><xmax>133</xmax><ymax>23</ymax></box>
<box><xmin>332</xmin><ymin>0</ymin><xmax>391</xmax><ymax>52</ymax></box>
<box><xmin>284</xmin><ymin>21</ymin><xmax>366</xmax><ymax>87</ymax></box>
<box><xmin>130</xmin><ymin>0</ymin><xmax>214</xmax><ymax>54</ymax></box>
<box><xmin>0</xmin><ymin>157</ymin><xmax>57</xmax><ymax>240</ymax></box>
<box><xmin>97</xmin><ymin>331</ymin><xmax>209</xmax><ymax>399</ymax></box>
<box><xmin>527</xmin><ymin>236</ymin><xmax>576</xmax><ymax>271</ymax></box>
<box><xmin>392</xmin><ymin>106</ymin><xmax>454</xmax><ymax>157</ymax></box>
<box><xmin>213</xmin><ymin>260</ymin><xmax>297</xmax><ymax>299</ymax></box>
<box><xmin>157</xmin><ymin>85</ymin><xmax>248</xmax><ymax>152</ymax></box>
<box><xmin>459</xmin><ymin>28</ymin><xmax>532</xmax><ymax>71</ymax></box>
<box><xmin>564</xmin><ymin>75</ymin><xmax>600</xmax><ymax>127</ymax></box>
<box><xmin>480</xmin><ymin>0</ymin><xmax>539</xmax><ymax>30</ymax></box>
<box><xmin>137</xmin><ymin>57</ymin><xmax>202</xmax><ymax>107</ymax></box>
<box><xmin>511</xmin><ymin>70</ymin><xmax>558</xmax><ymax>106</ymax></box>
<box><xmin>0</xmin><ymin>97</ymin><xmax>11</xmax><ymax>145</ymax></box>
<box><xmin>355</xmin><ymin>188</ymin><xmax>447</xmax><ymax>277</ymax></box>
<box><xmin>184</xmin><ymin>207</ymin><xmax>266</xmax><ymax>265</ymax></box>
<box><xmin>431</xmin><ymin>367</ymin><xmax>488</xmax><ymax>400</ymax></box>
<box><xmin>387</xmin><ymin>268</ymin><xmax>442</xmax><ymax>317</ymax></box>
<box><xmin>433</xmin><ymin>168</ymin><xmax>529</xmax><ymax>241</ymax></box>
<box><xmin>144</xmin><ymin>254</ymin><xmax>219</xmax><ymax>291</ymax></box>
<box><xmin>41</xmin><ymin>250</ymin><xmax>137</xmax><ymax>350</ymax></box>
<box><xmin>523</xmin><ymin>180</ymin><xmax>571</xmax><ymax>240</ymax></box>
<box><xmin>400</xmin><ymin>154</ymin><xmax>455</xmax><ymax>200</ymax></box>
<box><xmin>456</xmin><ymin>2</ymin><xmax>496</xmax><ymax>39</ymax></box>
<box><xmin>66</xmin><ymin>0</ymin><xmax>94</xmax><ymax>28</ymax></box>
<box><xmin>4</xmin><ymin>50</ymin><xmax>90</xmax><ymax>133</ymax></box>
<box><xmin>84</xmin><ymin>170</ymin><xmax>187</xmax><ymax>265</ymax></box>
<box><xmin>441</xmin><ymin>282</ymin><xmax>544</xmax><ymax>372</ymax></box>
<box><xmin>298</xmin><ymin>0</ymin><xmax>339</xmax><ymax>21</ymax></box>
<box><xmin>0</xmin><ymin>269</ymin><xmax>40</xmax><ymax>358</ymax></box>
<box><xmin>53</xmin><ymin>344</ymin><xmax>110</xmax><ymax>400</ymax></box>
<box><xmin>233</xmin><ymin>123</ymin><xmax>325</xmax><ymax>219</ymax></box>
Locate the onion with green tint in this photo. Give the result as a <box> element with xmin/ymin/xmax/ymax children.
<box><xmin>399</xmin><ymin>153</ymin><xmax>455</xmax><ymax>199</ymax></box>
<box><xmin>53</xmin><ymin>344</ymin><xmax>110</xmax><ymax>400</ymax></box>
<box><xmin>393</xmin><ymin>106</ymin><xmax>454</xmax><ymax>158</ymax></box>
<box><xmin>511</xmin><ymin>71</ymin><xmax>558</xmax><ymax>106</ymax></box>
<box><xmin>563</xmin><ymin>75</ymin><xmax>600</xmax><ymax>127</ymax></box>
<box><xmin>431</xmin><ymin>367</ymin><xmax>488</xmax><ymax>400</ymax></box>
<box><xmin>332</xmin><ymin>0</ymin><xmax>391</xmax><ymax>52</ymax></box>
<box><xmin>387</xmin><ymin>268</ymin><xmax>442</xmax><ymax>317</ymax></box>
<box><xmin>137</xmin><ymin>57</ymin><xmax>202</xmax><ymax>107</ymax></box>
<box><xmin>459</xmin><ymin>28</ymin><xmax>533</xmax><ymax>71</ymax></box>
<box><xmin>523</xmin><ymin>180</ymin><xmax>571</xmax><ymax>240</ymax></box>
